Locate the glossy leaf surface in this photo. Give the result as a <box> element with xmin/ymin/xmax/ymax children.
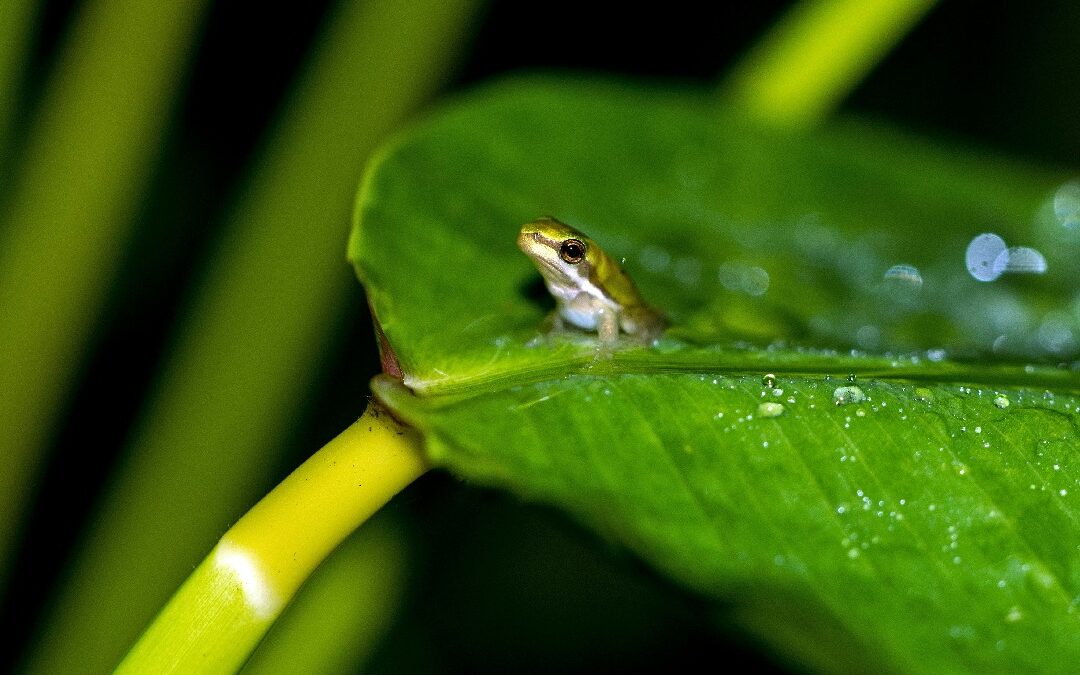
<box><xmin>351</xmin><ymin>78</ymin><xmax>1080</xmax><ymax>672</ymax></box>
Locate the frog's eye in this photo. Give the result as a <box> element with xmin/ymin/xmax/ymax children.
<box><xmin>559</xmin><ymin>239</ymin><xmax>586</xmax><ymax>264</ymax></box>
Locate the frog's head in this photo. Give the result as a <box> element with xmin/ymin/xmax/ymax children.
<box><xmin>517</xmin><ymin>216</ymin><xmax>598</xmax><ymax>286</ymax></box>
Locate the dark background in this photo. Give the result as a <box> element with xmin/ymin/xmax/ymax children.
<box><xmin>6</xmin><ymin>1</ymin><xmax>1079</xmax><ymax>672</ymax></box>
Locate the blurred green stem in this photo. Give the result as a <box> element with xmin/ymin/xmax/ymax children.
<box><xmin>0</xmin><ymin>0</ymin><xmax>208</xmax><ymax>585</ymax></box>
<box><xmin>0</xmin><ymin>0</ymin><xmax>37</xmax><ymax>177</ymax></box>
<box><xmin>22</xmin><ymin>0</ymin><xmax>482</xmax><ymax>672</ymax></box>
<box><xmin>722</xmin><ymin>0</ymin><xmax>937</xmax><ymax>128</ymax></box>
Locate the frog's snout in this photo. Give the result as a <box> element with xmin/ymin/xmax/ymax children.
<box><xmin>516</xmin><ymin>227</ymin><xmax>543</xmax><ymax>253</ymax></box>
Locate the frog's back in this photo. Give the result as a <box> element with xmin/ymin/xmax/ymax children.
<box><xmin>589</xmin><ymin>249</ymin><xmax>666</xmax><ymax>340</ymax></box>
<box><xmin>591</xmin><ymin>251</ymin><xmax>647</xmax><ymax>307</ymax></box>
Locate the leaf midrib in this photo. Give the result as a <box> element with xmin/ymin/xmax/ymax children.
<box><xmin>400</xmin><ymin>349</ymin><xmax>1080</xmax><ymax>398</ymax></box>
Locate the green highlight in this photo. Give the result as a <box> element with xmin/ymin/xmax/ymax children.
<box><xmin>0</xmin><ymin>0</ymin><xmax>209</xmax><ymax>583</ymax></box>
<box><xmin>21</xmin><ymin>1</ymin><xmax>480</xmax><ymax>672</ymax></box>
<box><xmin>116</xmin><ymin>406</ymin><xmax>425</xmax><ymax>674</ymax></box>
<box><xmin>723</xmin><ymin>0</ymin><xmax>938</xmax><ymax>128</ymax></box>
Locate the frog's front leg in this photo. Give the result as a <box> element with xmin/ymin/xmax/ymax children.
<box><xmin>596</xmin><ymin>307</ymin><xmax>620</xmax><ymax>346</ymax></box>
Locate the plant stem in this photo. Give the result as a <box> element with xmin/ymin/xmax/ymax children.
<box><xmin>115</xmin><ymin>402</ymin><xmax>426</xmax><ymax>674</ymax></box>
<box><xmin>0</xmin><ymin>0</ymin><xmax>37</xmax><ymax>175</ymax></box>
<box><xmin>722</xmin><ymin>0</ymin><xmax>937</xmax><ymax>128</ymax></box>
<box><xmin>243</xmin><ymin>514</ymin><xmax>409</xmax><ymax>673</ymax></box>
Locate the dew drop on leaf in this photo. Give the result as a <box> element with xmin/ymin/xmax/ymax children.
<box><xmin>833</xmin><ymin>386</ymin><xmax>867</xmax><ymax>406</ymax></box>
<box><xmin>757</xmin><ymin>402</ymin><xmax>785</xmax><ymax>418</ymax></box>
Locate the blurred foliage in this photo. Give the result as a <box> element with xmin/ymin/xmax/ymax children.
<box><xmin>724</xmin><ymin>0</ymin><xmax>937</xmax><ymax>127</ymax></box>
<box><xmin>0</xmin><ymin>0</ymin><xmax>210</xmax><ymax>585</ymax></box>
<box><xmin>0</xmin><ymin>0</ymin><xmax>37</xmax><ymax>171</ymax></box>
<box><xmin>0</xmin><ymin>0</ymin><xmax>1077</xmax><ymax>673</ymax></box>
<box><xmin>11</xmin><ymin>0</ymin><xmax>479</xmax><ymax>673</ymax></box>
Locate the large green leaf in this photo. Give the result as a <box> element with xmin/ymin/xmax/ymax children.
<box><xmin>350</xmin><ymin>78</ymin><xmax>1080</xmax><ymax>672</ymax></box>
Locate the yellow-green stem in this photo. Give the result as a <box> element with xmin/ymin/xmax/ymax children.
<box><xmin>722</xmin><ymin>0</ymin><xmax>937</xmax><ymax>128</ymax></box>
<box><xmin>243</xmin><ymin>514</ymin><xmax>409</xmax><ymax>673</ymax></box>
<box><xmin>116</xmin><ymin>402</ymin><xmax>426</xmax><ymax>674</ymax></box>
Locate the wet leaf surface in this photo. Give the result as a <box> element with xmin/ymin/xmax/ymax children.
<box><xmin>351</xmin><ymin>78</ymin><xmax>1080</xmax><ymax>672</ymax></box>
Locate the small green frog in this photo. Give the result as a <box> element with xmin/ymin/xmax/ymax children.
<box><xmin>517</xmin><ymin>216</ymin><xmax>665</xmax><ymax>345</ymax></box>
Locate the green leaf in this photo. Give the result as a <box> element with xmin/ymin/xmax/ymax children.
<box><xmin>351</xmin><ymin>78</ymin><xmax>1080</xmax><ymax>672</ymax></box>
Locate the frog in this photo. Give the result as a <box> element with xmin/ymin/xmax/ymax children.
<box><xmin>517</xmin><ymin>216</ymin><xmax>665</xmax><ymax>346</ymax></box>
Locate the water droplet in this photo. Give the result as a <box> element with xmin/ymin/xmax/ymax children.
<box><xmin>673</xmin><ymin>256</ymin><xmax>702</xmax><ymax>287</ymax></box>
<box><xmin>743</xmin><ymin>266</ymin><xmax>770</xmax><ymax>296</ymax></box>
<box><xmin>993</xmin><ymin>395</ymin><xmax>1010</xmax><ymax>409</ymax></box>
<box><xmin>1037</xmin><ymin>312</ymin><xmax>1077</xmax><ymax>355</ymax></box>
<box><xmin>855</xmin><ymin>325</ymin><xmax>881</xmax><ymax>349</ymax></box>
<box><xmin>847</xmin><ymin>373</ymin><xmax>858</xmax><ymax>383</ymax></box>
<box><xmin>914</xmin><ymin>387</ymin><xmax>933</xmax><ymax>402</ymax></box>
<box><xmin>966</xmin><ymin>233</ymin><xmax>1007</xmax><ymax>281</ymax></box>
<box><xmin>639</xmin><ymin>245</ymin><xmax>671</xmax><ymax>272</ymax></box>
<box><xmin>833</xmin><ymin>386</ymin><xmax>867</xmax><ymax>406</ymax></box>
<box><xmin>1060</xmin><ymin>489</ymin><xmax>1068</xmax><ymax>497</ymax></box>
<box><xmin>717</xmin><ymin>262</ymin><xmax>770</xmax><ymax>296</ymax></box>
<box><xmin>994</xmin><ymin>246</ymin><xmax>1047</xmax><ymax>276</ymax></box>
<box><xmin>1006</xmin><ymin>606</ymin><xmax>1023</xmax><ymax>623</ymax></box>
<box><xmin>762</xmin><ymin>373</ymin><xmax>777</xmax><ymax>388</ymax></box>
<box><xmin>1054</xmin><ymin>181</ymin><xmax>1080</xmax><ymax>229</ymax></box>
<box><xmin>926</xmin><ymin>348</ymin><xmax>947</xmax><ymax>362</ymax></box>
<box><xmin>883</xmin><ymin>263</ymin><xmax>923</xmax><ymax>288</ymax></box>
<box><xmin>847</xmin><ymin>548</ymin><xmax>860</xmax><ymax>559</ymax></box>
<box><xmin>757</xmin><ymin>402</ymin><xmax>785</xmax><ymax>418</ymax></box>
<box><xmin>949</xmin><ymin>625</ymin><xmax>975</xmax><ymax>640</ymax></box>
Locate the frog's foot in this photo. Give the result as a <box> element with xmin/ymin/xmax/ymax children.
<box><xmin>592</xmin><ymin>343</ymin><xmax>615</xmax><ymax>361</ymax></box>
